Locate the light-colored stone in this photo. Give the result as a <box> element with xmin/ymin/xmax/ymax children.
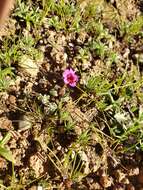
<box><xmin>19</xmin><ymin>55</ymin><xmax>39</xmax><ymax>77</ymax></box>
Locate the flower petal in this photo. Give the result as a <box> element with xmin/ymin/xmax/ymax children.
<box><xmin>63</xmin><ymin>68</ymin><xmax>78</xmax><ymax>87</ymax></box>
<box><xmin>69</xmin><ymin>82</ymin><xmax>76</xmax><ymax>87</ymax></box>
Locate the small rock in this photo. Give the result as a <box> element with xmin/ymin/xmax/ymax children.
<box><xmin>29</xmin><ymin>155</ymin><xmax>44</xmax><ymax>178</ymax></box>
<box><xmin>37</xmin><ymin>186</ymin><xmax>43</xmax><ymax>190</ymax></box>
<box><xmin>8</xmin><ymin>95</ymin><xmax>16</xmax><ymax>104</ymax></box>
<box><xmin>90</xmin><ymin>182</ymin><xmax>102</xmax><ymax>190</ymax></box>
<box><xmin>133</xmin><ymin>54</ymin><xmax>143</xmax><ymax>64</ymax></box>
<box><xmin>123</xmin><ymin>48</ymin><xmax>130</xmax><ymax>58</ymax></box>
<box><xmin>28</xmin><ymin>186</ymin><xmax>37</xmax><ymax>190</ymax></box>
<box><xmin>29</xmin><ymin>186</ymin><xmax>43</xmax><ymax>190</ymax></box>
<box><xmin>18</xmin><ymin>115</ymin><xmax>32</xmax><ymax>131</ymax></box>
<box><xmin>121</xmin><ymin>177</ymin><xmax>129</xmax><ymax>184</ymax></box>
<box><xmin>100</xmin><ymin>175</ymin><xmax>112</xmax><ymax>188</ymax></box>
<box><xmin>0</xmin><ymin>117</ymin><xmax>12</xmax><ymax>130</ymax></box>
<box><xmin>114</xmin><ymin>169</ymin><xmax>126</xmax><ymax>182</ymax></box>
<box><xmin>128</xmin><ymin>167</ymin><xmax>139</xmax><ymax>176</ymax></box>
<box><xmin>0</xmin><ymin>157</ymin><xmax>7</xmax><ymax>169</ymax></box>
<box><xmin>49</xmin><ymin>89</ymin><xmax>58</xmax><ymax>97</ymax></box>
<box><xmin>79</xmin><ymin>150</ymin><xmax>90</xmax><ymax>174</ymax></box>
<box><xmin>19</xmin><ymin>55</ymin><xmax>39</xmax><ymax>77</ymax></box>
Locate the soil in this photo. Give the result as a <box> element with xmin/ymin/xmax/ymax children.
<box><xmin>0</xmin><ymin>0</ymin><xmax>143</xmax><ymax>189</ymax></box>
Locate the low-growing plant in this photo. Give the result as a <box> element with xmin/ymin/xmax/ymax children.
<box><xmin>14</xmin><ymin>0</ymin><xmax>43</xmax><ymax>30</ymax></box>
<box><xmin>0</xmin><ymin>132</ymin><xmax>15</xmax><ymax>163</ymax></box>
<box><xmin>0</xmin><ymin>67</ymin><xmax>14</xmax><ymax>91</ymax></box>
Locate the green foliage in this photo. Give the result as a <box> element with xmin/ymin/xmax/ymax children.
<box><xmin>0</xmin><ymin>37</ymin><xmax>20</xmax><ymax>65</ymax></box>
<box><xmin>0</xmin><ymin>132</ymin><xmax>15</xmax><ymax>163</ymax></box>
<box><xmin>87</xmin><ymin>75</ymin><xmax>112</xmax><ymax>94</ymax></box>
<box><xmin>63</xmin><ymin>149</ymin><xmax>87</xmax><ymax>181</ymax></box>
<box><xmin>110</xmin><ymin>106</ymin><xmax>143</xmax><ymax>152</ymax></box>
<box><xmin>90</xmin><ymin>41</ymin><xmax>108</xmax><ymax>59</ymax></box>
<box><xmin>121</xmin><ymin>16</ymin><xmax>143</xmax><ymax>40</ymax></box>
<box><xmin>0</xmin><ymin>67</ymin><xmax>14</xmax><ymax>91</ymax></box>
<box><xmin>46</xmin><ymin>0</ymin><xmax>81</xmax><ymax>31</ymax></box>
<box><xmin>77</xmin><ymin>130</ymin><xmax>90</xmax><ymax>147</ymax></box>
<box><xmin>14</xmin><ymin>0</ymin><xmax>43</xmax><ymax>30</ymax></box>
<box><xmin>60</xmin><ymin>110</ymin><xmax>75</xmax><ymax>131</ymax></box>
<box><xmin>82</xmin><ymin>0</ymin><xmax>104</xmax><ymax>20</ymax></box>
<box><xmin>1</xmin><ymin>0</ymin><xmax>143</xmax><ymax>188</ymax></box>
<box><xmin>127</xmin><ymin>16</ymin><xmax>143</xmax><ymax>35</ymax></box>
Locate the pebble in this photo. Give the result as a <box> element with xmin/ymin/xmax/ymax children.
<box><xmin>18</xmin><ymin>115</ymin><xmax>32</xmax><ymax>131</ymax></box>
<box><xmin>133</xmin><ymin>54</ymin><xmax>143</xmax><ymax>64</ymax></box>
<box><xmin>128</xmin><ymin>167</ymin><xmax>139</xmax><ymax>176</ymax></box>
<box><xmin>100</xmin><ymin>175</ymin><xmax>113</xmax><ymax>188</ymax></box>
<box><xmin>8</xmin><ymin>95</ymin><xmax>16</xmax><ymax>104</ymax></box>
<box><xmin>19</xmin><ymin>55</ymin><xmax>39</xmax><ymax>77</ymax></box>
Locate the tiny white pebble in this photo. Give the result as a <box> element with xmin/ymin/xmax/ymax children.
<box><xmin>69</xmin><ymin>43</ymin><xmax>74</xmax><ymax>47</ymax></box>
<box><xmin>37</xmin><ymin>186</ymin><xmax>43</xmax><ymax>190</ymax></box>
<box><xmin>57</xmin><ymin>146</ymin><xmax>62</xmax><ymax>151</ymax></box>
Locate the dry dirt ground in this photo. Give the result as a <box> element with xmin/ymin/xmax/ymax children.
<box><xmin>0</xmin><ymin>0</ymin><xmax>143</xmax><ymax>189</ymax></box>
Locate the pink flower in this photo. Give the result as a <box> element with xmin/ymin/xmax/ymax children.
<box><xmin>63</xmin><ymin>68</ymin><xmax>78</xmax><ymax>87</ymax></box>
